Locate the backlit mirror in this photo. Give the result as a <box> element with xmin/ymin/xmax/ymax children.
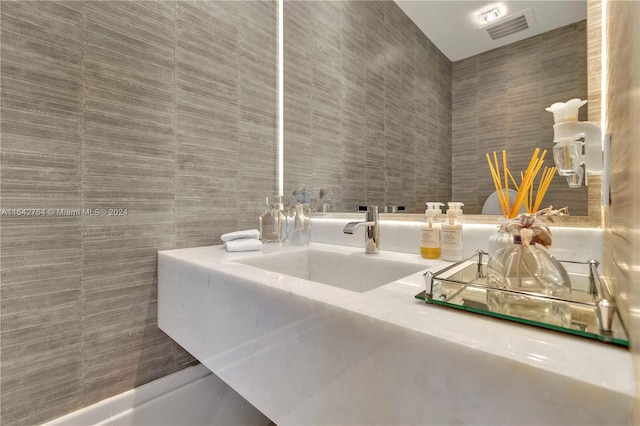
<box><xmin>283</xmin><ymin>0</ymin><xmax>596</xmax><ymax>219</ymax></box>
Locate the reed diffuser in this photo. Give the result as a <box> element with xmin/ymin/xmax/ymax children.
<box><xmin>485</xmin><ymin>149</ymin><xmax>572</xmax><ymax>327</ymax></box>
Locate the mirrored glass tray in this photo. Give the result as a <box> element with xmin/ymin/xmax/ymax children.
<box><xmin>415</xmin><ymin>251</ymin><xmax>629</xmax><ymax>347</ymax></box>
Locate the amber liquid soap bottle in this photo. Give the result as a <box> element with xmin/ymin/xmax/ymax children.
<box><xmin>420</xmin><ymin>202</ymin><xmax>444</xmax><ymax>259</ymax></box>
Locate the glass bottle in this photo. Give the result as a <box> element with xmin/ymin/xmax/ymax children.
<box><xmin>421</xmin><ymin>202</ymin><xmax>444</xmax><ymax>259</ymax></box>
<box><xmin>487</xmin><ymin>236</ymin><xmax>570</xmax><ymax>293</ymax></box>
<box><xmin>487</xmin><ymin>236</ymin><xmax>572</xmax><ymax>327</ymax></box>
<box><xmin>287</xmin><ymin>187</ymin><xmax>311</xmax><ymax>246</ymax></box>
<box><xmin>259</xmin><ymin>195</ymin><xmax>286</xmax><ymax>243</ymax></box>
<box><xmin>487</xmin><ymin>230</ymin><xmax>513</xmax><ymax>255</ymax></box>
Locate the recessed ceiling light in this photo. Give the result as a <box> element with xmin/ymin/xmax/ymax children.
<box><xmin>482</xmin><ymin>8</ymin><xmax>502</xmax><ymax>23</ymax></box>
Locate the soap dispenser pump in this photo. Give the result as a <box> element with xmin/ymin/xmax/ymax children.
<box><xmin>440</xmin><ymin>202</ymin><xmax>464</xmax><ymax>261</ymax></box>
<box><xmin>421</xmin><ymin>202</ymin><xmax>444</xmax><ymax>259</ymax></box>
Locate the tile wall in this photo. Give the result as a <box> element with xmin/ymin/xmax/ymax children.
<box><xmin>451</xmin><ymin>21</ymin><xmax>589</xmax><ymax>215</ymax></box>
<box><xmin>283</xmin><ymin>1</ymin><xmax>452</xmax><ymax>213</ymax></box>
<box><xmin>0</xmin><ymin>1</ymin><xmax>276</xmax><ymax>424</ymax></box>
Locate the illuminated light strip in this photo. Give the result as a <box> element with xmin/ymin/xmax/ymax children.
<box><xmin>601</xmin><ymin>0</ymin><xmax>607</xmax><ymax>136</ymax></box>
<box><xmin>601</xmin><ymin>0</ymin><xmax>608</xmax><ymax>221</ymax></box>
<box><xmin>278</xmin><ymin>0</ymin><xmax>284</xmax><ymax>197</ymax></box>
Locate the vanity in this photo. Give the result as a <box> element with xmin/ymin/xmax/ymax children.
<box><xmin>158</xmin><ymin>219</ymin><xmax>634</xmax><ymax>425</ymax></box>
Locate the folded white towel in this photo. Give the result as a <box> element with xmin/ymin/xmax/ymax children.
<box><xmin>221</xmin><ymin>229</ymin><xmax>260</xmax><ymax>242</ymax></box>
<box><xmin>225</xmin><ymin>239</ymin><xmax>263</xmax><ymax>252</ymax></box>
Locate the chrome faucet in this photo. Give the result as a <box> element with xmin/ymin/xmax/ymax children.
<box><xmin>343</xmin><ymin>206</ymin><xmax>379</xmax><ymax>254</ymax></box>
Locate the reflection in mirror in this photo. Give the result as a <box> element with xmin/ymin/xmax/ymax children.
<box><xmin>452</xmin><ymin>20</ymin><xmax>587</xmax><ymax>215</ymax></box>
<box><xmin>284</xmin><ymin>1</ymin><xmax>451</xmax><ymax>213</ymax></box>
<box><xmin>283</xmin><ymin>1</ymin><xmax>590</xmax><ymax>216</ymax></box>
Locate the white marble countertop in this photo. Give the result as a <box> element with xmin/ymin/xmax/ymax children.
<box><xmin>161</xmin><ymin>241</ymin><xmax>633</xmax><ymax>398</ymax></box>
<box><xmin>159</xmin><ymin>220</ymin><xmax>635</xmax><ymax>425</ymax></box>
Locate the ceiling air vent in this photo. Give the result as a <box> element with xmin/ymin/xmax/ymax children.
<box><xmin>481</xmin><ymin>9</ymin><xmax>537</xmax><ymax>41</ymax></box>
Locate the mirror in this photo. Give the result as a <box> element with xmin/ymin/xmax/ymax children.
<box><xmin>283</xmin><ymin>1</ymin><xmax>595</xmax><ymax>219</ymax></box>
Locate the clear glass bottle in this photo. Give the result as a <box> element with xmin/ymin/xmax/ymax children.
<box><xmin>487</xmin><ymin>237</ymin><xmax>569</xmax><ymax>293</ymax></box>
<box><xmin>317</xmin><ymin>188</ymin><xmax>334</xmax><ymax>213</ymax></box>
<box><xmin>288</xmin><ymin>203</ymin><xmax>311</xmax><ymax>245</ymax></box>
<box><xmin>287</xmin><ymin>187</ymin><xmax>311</xmax><ymax>246</ymax></box>
<box><xmin>487</xmin><ymin>230</ymin><xmax>513</xmax><ymax>255</ymax></box>
<box><xmin>259</xmin><ymin>195</ymin><xmax>286</xmax><ymax>243</ymax></box>
<box><xmin>486</xmin><ymin>236</ymin><xmax>572</xmax><ymax>327</ymax></box>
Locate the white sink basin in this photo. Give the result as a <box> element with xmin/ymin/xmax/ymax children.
<box><xmin>234</xmin><ymin>246</ymin><xmax>430</xmax><ymax>292</ymax></box>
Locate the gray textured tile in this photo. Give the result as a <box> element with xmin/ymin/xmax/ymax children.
<box><xmin>1</xmin><ymin>382</ymin><xmax>81</xmax><ymax>426</ymax></box>
<box><xmin>84</xmin><ymin>1</ymin><xmax>175</xmax><ymax>41</ymax></box>
<box><xmin>81</xmin><ymin>337</ymin><xmax>174</xmax><ymax>406</ymax></box>
<box><xmin>1</xmin><ymin>1</ymin><xmax>83</xmax><ymax>423</ymax></box>
<box><xmin>175</xmin><ymin>0</ymin><xmax>276</xmax><ymax>244</ymax></box>
<box><xmin>76</xmin><ymin>0</ymin><xmax>175</xmax><ymax>420</ymax></box>
<box><xmin>1</xmin><ymin>20</ymin><xmax>81</xmax><ymax>68</ymax></box>
<box><xmin>0</xmin><ymin>2</ymin><xmax>276</xmax><ymax>423</ymax></box>
<box><xmin>284</xmin><ymin>0</ymin><xmax>452</xmax><ymax>212</ymax></box>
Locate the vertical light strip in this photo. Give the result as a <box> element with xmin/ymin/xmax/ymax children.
<box><xmin>601</xmin><ymin>0</ymin><xmax>607</xmax><ymax>135</ymax></box>
<box><xmin>601</xmin><ymin>0</ymin><xmax>608</xmax><ymax>218</ymax></box>
<box><xmin>278</xmin><ymin>0</ymin><xmax>284</xmax><ymax>197</ymax></box>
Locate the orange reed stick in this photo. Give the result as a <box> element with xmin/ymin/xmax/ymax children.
<box><xmin>507</xmin><ymin>168</ymin><xmax>519</xmax><ymax>191</ymax></box>
<box><xmin>509</xmin><ymin>148</ymin><xmax>540</xmax><ymax>218</ymax></box>
<box><xmin>486</xmin><ymin>153</ymin><xmax>508</xmax><ymax>218</ymax></box>
<box><xmin>503</xmin><ymin>150</ymin><xmax>509</xmax><ymax>213</ymax></box>
<box><xmin>533</xmin><ymin>167</ymin><xmax>556</xmax><ymax>212</ymax></box>
<box><xmin>492</xmin><ymin>152</ymin><xmax>508</xmax><ymax>214</ymax></box>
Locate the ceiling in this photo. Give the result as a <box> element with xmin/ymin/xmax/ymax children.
<box><xmin>394</xmin><ymin>1</ymin><xmax>587</xmax><ymax>62</ymax></box>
